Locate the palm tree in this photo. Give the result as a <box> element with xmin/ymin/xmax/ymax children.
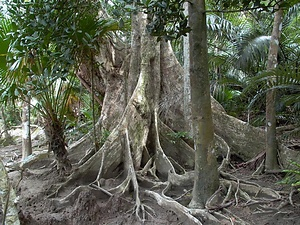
<box><xmin>206</xmin><ymin>4</ymin><xmax>299</xmax><ymax>123</ymax></box>
<box><xmin>1</xmin><ymin>0</ymin><xmax>118</xmax><ymax>174</ymax></box>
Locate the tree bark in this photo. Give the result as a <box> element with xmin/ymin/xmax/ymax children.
<box><xmin>21</xmin><ymin>98</ymin><xmax>32</xmax><ymax>160</ymax></box>
<box><xmin>44</xmin><ymin>115</ymin><xmax>72</xmax><ymax>174</ymax></box>
<box><xmin>0</xmin><ymin>107</ymin><xmax>14</xmax><ymax>146</ymax></box>
<box><xmin>188</xmin><ymin>0</ymin><xmax>219</xmax><ymax>209</ymax></box>
<box><xmin>265</xmin><ymin>5</ymin><xmax>283</xmax><ymax>171</ymax></box>
<box><xmin>50</xmin><ymin>6</ymin><xmax>296</xmax><ymax>223</ymax></box>
<box><xmin>127</xmin><ymin>8</ymin><xmax>142</xmax><ymax>102</ymax></box>
<box><xmin>183</xmin><ymin>2</ymin><xmax>191</xmax><ymax>132</ymax></box>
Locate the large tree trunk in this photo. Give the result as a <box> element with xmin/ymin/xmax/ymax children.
<box><xmin>43</xmin><ymin>7</ymin><xmax>294</xmax><ymax>225</ymax></box>
<box><xmin>188</xmin><ymin>0</ymin><xmax>219</xmax><ymax>209</ymax></box>
<box><xmin>265</xmin><ymin>5</ymin><xmax>283</xmax><ymax>171</ymax></box>
<box><xmin>69</xmin><ymin>34</ymin><xmax>267</xmax><ymax>174</ymax></box>
<box><xmin>159</xmin><ymin>41</ymin><xmax>266</xmax><ymax>162</ymax></box>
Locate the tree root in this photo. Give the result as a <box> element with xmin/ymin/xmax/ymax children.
<box><xmin>207</xmin><ymin>171</ymin><xmax>281</xmax><ymax>209</ymax></box>
<box><xmin>51</xmin><ymin>184</ymin><xmax>112</xmax><ymax>210</ymax></box>
<box><xmin>145</xmin><ymin>189</ymin><xmax>227</xmax><ymax>225</ymax></box>
<box><xmin>215</xmin><ymin>134</ymin><xmax>231</xmax><ymax>171</ymax></box>
<box><xmin>288</xmin><ymin>188</ymin><xmax>298</xmax><ymax>206</ymax></box>
<box><xmin>237</xmin><ymin>151</ymin><xmax>266</xmax><ymax>171</ymax></box>
<box><xmin>101</xmin><ymin>128</ymin><xmax>155</xmax><ymax>222</ymax></box>
<box><xmin>220</xmin><ymin>208</ymin><xmax>251</xmax><ymax>225</ymax></box>
<box><xmin>123</xmin><ymin>128</ymin><xmax>153</xmax><ymax>222</ymax></box>
<box><xmin>19</xmin><ymin>151</ymin><xmax>51</xmax><ymax>169</ymax></box>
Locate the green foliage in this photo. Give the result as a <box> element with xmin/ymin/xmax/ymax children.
<box><xmin>110</xmin><ymin>0</ymin><xmax>190</xmax><ymax>40</ymax></box>
<box><xmin>213</xmin><ymin>0</ymin><xmax>287</xmax><ymax>11</ymax></box>
<box><xmin>207</xmin><ymin>2</ymin><xmax>300</xmax><ymax>126</ymax></box>
<box><xmin>0</xmin><ymin>0</ymin><xmax>119</xmax><ymax>134</ymax></box>
<box><xmin>101</xmin><ymin>0</ymin><xmax>132</xmax><ymax>31</ymax></box>
<box><xmin>100</xmin><ymin>129</ymin><xmax>110</xmax><ymax>146</ymax></box>
<box><xmin>1</xmin><ymin>105</ymin><xmax>21</xmax><ymax>127</ymax></box>
<box><xmin>280</xmin><ymin>161</ymin><xmax>300</xmax><ymax>190</ymax></box>
<box><xmin>142</xmin><ymin>0</ymin><xmax>190</xmax><ymax>40</ymax></box>
<box><xmin>0</xmin><ymin>13</ymin><xmax>12</xmax><ymax>76</ymax></box>
<box><xmin>5</xmin><ymin>0</ymin><xmax>118</xmax><ymax>70</ymax></box>
<box><xmin>167</xmin><ymin>131</ymin><xmax>191</xmax><ymax>143</ymax></box>
<box><xmin>244</xmin><ymin>64</ymin><xmax>300</xmax><ymax>128</ymax></box>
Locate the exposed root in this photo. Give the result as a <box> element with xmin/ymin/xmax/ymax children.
<box><xmin>220</xmin><ymin>208</ymin><xmax>251</xmax><ymax>225</ymax></box>
<box><xmin>138</xmin><ymin>157</ymin><xmax>160</xmax><ymax>180</ymax></box>
<box><xmin>208</xmin><ymin>171</ymin><xmax>281</xmax><ymax>209</ymax></box>
<box><xmin>288</xmin><ymin>188</ymin><xmax>298</xmax><ymax>206</ymax></box>
<box><xmin>19</xmin><ymin>151</ymin><xmax>51</xmax><ymax>169</ymax></box>
<box><xmin>47</xmin><ymin>182</ymin><xmax>68</xmax><ymax>198</ymax></box>
<box><xmin>215</xmin><ymin>134</ymin><xmax>231</xmax><ymax>171</ymax></box>
<box><xmin>51</xmin><ymin>184</ymin><xmax>112</xmax><ymax>210</ymax></box>
<box><xmin>167</xmin><ymin>170</ymin><xmax>195</xmax><ymax>187</ymax></box>
<box><xmin>174</xmin><ymin>188</ymin><xmax>193</xmax><ymax>201</ymax></box>
<box><xmin>153</xmin><ymin>113</ymin><xmax>176</xmax><ymax>177</ymax></box>
<box><xmin>237</xmin><ymin>151</ymin><xmax>266</xmax><ymax>170</ymax></box>
<box><xmin>106</xmin><ymin>128</ymin><xmax>153</xmax><ymax>222</ymax></box>
<box><xmin>145</xmin><ymin>190</ymin><xmax>225</xmax><ymax>225</ymax></box>
<box><xmin>158</xmin><ymin>120</ymin><xmax>195</xmax><ymax>169</ymax></box>
<box><xmin>222</xmin><ymin>182</ymin><xmax>233</xmax><ymax>205</ymax></box>
<box><xmin>252</xmin><ymin>159</ymin><xmax>265</xmax><ymax>176</ymax></box>
<box><xmin>136</xmin><ymin>174</ymin><xmax>168</xmax><ymax>189</ymax></box>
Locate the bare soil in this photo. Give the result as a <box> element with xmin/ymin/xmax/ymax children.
<box><xmin>1</xmin><ymin>133</ymin><xmax>300</xmax><ymax>225</ymax></box>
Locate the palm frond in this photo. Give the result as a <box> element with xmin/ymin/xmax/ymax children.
<box><xmin>0</xmin><ymin>16</ymin><xmax>12</xmax><ymax>72</ymax></box>
<box><xmin>207</xmin><ymin>14</ymin><xmax>235</xmax><ymax>41</ymax></box>
<box><xmin>282</xmin><ymin>3</ymin><xmax>300</xmax><ymax>29</ymax></box>
<box><xmin>234</xmin><ymin>35</ymin><xmax>270</xmax><ymax>72</ymax></box>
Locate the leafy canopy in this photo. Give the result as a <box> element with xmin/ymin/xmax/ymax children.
<box><xmin>1</xmin><ymin>0</ymin><xmax>118</xmax><ymax>123</ymax></box>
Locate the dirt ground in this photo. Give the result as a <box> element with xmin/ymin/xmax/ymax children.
<box><xmin>1</xmin><ymin>130</ymin><xmax>300</xmax><ymax>225</ymax></box>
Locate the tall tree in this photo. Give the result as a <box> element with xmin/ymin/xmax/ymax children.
<box><xmin>265</xmin><ymin>4</ymin><xmax>284</xmax><ymax>171</ymax></box>
<box><xmin>3</xmin><ymin>0</ymin><xmax>118</xmax><ymax>173</ymax></box>
<box><xmin>188</xmin><ymin>0</ymin><xmax>219</xmax><ymax>208</ymax></box>
<box><xmin>21</xmin><ymin>97</ymin><xmax>32</xmax><ymax>160</ymax></box>
<box><xmin>183</xmin><ymin>2</ymin><xmax>191</xmax><ymax>131</ymax></box>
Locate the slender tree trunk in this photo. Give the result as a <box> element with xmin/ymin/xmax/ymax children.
<box><xmin>21</xmin><ymin>98</ymin><xmax>32</xmax><ymax>160</ymax></box>
<box><xmin>188</xmin><ymin>0</ymin><xmax>219</xmax><ymax>209</ymax></box>
<box><xmin>0</xmin><ymin>107</ymin><xmax>11</xmax><ymax>140</ymax></box>
<box><xmin>183</xmin><ymin>2</ymin><xmax>191</xmax><ymax>132</ymax></box>
<box><xmin>0</xmin><ymin>107</ymin><xmax>15</xmax><ymax>146</ymax></box>
<box><xmin>265</xmin><ymin>5</ymin><xmax>283</xmax><ymax>171</ymax></box>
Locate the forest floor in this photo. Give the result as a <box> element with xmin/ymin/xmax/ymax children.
<box><xmin>1</xmin><ymin>127</ymin><xmax>300</xmax><ymax>225</ymax></box>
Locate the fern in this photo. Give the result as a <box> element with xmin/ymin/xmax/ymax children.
<box><xmin>280</xmin><ymin>161</ymin><xmax>300</xmax><ymax>190</ymax></box>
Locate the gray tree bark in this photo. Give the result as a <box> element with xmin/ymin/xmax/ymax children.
<box><xmin>188</xmin><ymin>0</ymin><xmax>219</xmax><ymax>209</ymax></box>
<box><xmin>127</xmin><ymin>8</ymin><xmax>142</xmax><ymax>102</ymax></box>
<box><xmin>21</xmin><ymin>98</ymin><xmax>32</xmax><ymax>160</ymax></box>
<box><xmin>183</xmin><ymin>2</ymin><xmax>191</xmax><ymax>132</ymax></box>
<box><xmin>265</xmin><ymin>5</ymin><xmax>283</xmax><ymax>171</ymax></box>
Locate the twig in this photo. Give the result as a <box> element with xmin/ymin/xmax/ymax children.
<box><xmin>289</xmin><ymin>188</ymin><xmax>298</xmax><ymax>206</ymax></box>
<box><xmin>174</xmin><ymin>188</ymin><xmax>193</xmax><ymax>201</ymax></box>
<box><xmin>234</xmin><ymin>179</ymin><xmax>240</xmax><ymax>205</ymax></box>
